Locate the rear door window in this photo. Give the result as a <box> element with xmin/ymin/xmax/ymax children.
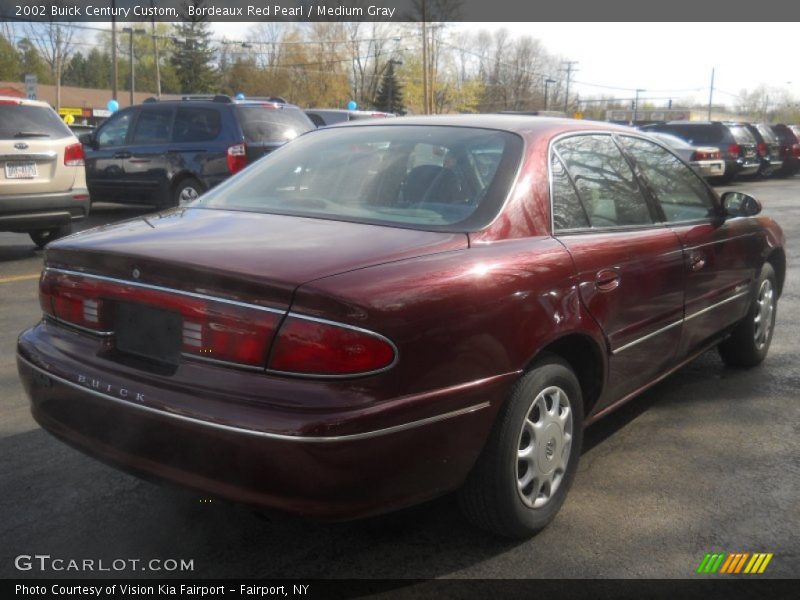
<box><xmin>555</xmin><ymin>134</ymin><xmax>654</xmax><ymax>228</ymax></box>
<box><xmin>619</xmin><ymin>136</ymin><xmax>716</xmax><ymax>223</ymax></box>
<box><xmin>131</xmin><ymin>108</ymin><xmax>174</xmax><ymax>144</ymax></box>
<box><xmin>172</xmin><ymin>107</ymin><xmax>222</xmax><ymax>143</ymax></box>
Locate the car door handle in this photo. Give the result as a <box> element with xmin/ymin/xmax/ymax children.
<box><xmin>113</xmin><ymin>151</ymin><xmax>131</xmax><ymax>159</ymax></box>
<box><xmin>595</xmin><ymin>269</ymin><xmax>620</xmax><ymax>291</ymax></box>
<box><xmin>689</xmin><ymin>252</ymin><xmax>706</xmax><ymax>272</ymax></box>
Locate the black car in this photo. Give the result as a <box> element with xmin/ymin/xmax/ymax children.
<box><xmin>740</xmin><ymin>123</ymin><xmax>783</xmax><ymax>177</ymax></box>
<box><xmin>770</xmin><ymin>124</ymin><xmax>800</xmax><ymax>176</ymax></box>
<box><xmin>640</xmin><ymin>121</ymin><xmax>760</xmax><ymax>183</ymax></box>
<box><xmin>80</xmin><ymin>95</ymin><xmax>314</xmax><ymax>207</ymax></box>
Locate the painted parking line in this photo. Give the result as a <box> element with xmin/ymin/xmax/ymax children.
<box><xmin>0</xmin><ymin>274</ymin><xmax>40</xmax><ymax>284</ymax></box>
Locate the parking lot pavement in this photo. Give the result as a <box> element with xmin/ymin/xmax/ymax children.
<box><xmin>1</xmin><ymin>185</ymin><xmax>798</xmax><ymax>580</ymax></box>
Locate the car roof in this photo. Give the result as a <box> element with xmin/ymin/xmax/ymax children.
<box><xmin>325</xmin><ymin>114</ymin><xmax>636</xmax><ymax>140</ymax></box>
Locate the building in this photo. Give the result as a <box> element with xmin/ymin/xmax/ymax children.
<box><xmin>606</xmin><ymin>108</ymin><xmax>751</xmax><ymax>125</ymax></box>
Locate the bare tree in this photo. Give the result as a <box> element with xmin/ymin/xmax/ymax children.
<box><xmin>24</xmin><ymin>14</ymin><xmax>77</xmax><ymax>111</ymax></box>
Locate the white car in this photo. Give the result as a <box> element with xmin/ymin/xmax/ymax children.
<box><xmin>0</xmin><ymin>96</ymin><xmax>90</xmax><ymax>247</ymax></box>
<box><xmin>646</xmin><ymin>131</ymin><xmax>726</xmax><ymax>180</ymax></box>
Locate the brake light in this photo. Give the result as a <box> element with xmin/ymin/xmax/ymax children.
<box><xmin>39</xmin><ymin>270</ymin><xmax>281</xmax><ymax>367</ymax></box>
<box><xmin>792</xmin><ymin>143</ymin><xmax>800</xmax><ymax>158</ymax></box>
<box><xmin>227</xmin><ymin>143</ymin><xmax>247</xmax><ymax>174</ymax></box>
<box><xmin>757</xmin><ymin>143</ymin><xmax>768</xmax><ymax>157</ymax></box>
<box><xmin>269</xmin><ymin>316</ymin><xmax>396</xmax><ymax>376</ymax></box>
<box><xmin>727</xmin><ymin>143</ymin><xmax>741</xmax><ymax>158</ymax></box>
<box><xmin>691</xmin><ymin>149</ymin><xmax>720</xmax><ymax>161</ymax></box>
<box><xmin>63</xmin><ymin>142</ymin><xmax>84</xmax><ymax>166</ymax></box>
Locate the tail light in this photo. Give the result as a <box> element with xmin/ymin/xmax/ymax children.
<box><xmin>757</xmin><ymin>143</ymin><xmax>768</xmax><ymax>157</ymax></box>
<box><xmin>268</xmin><ymin>316</ymin><xmax>396</xmax><ymax>376</ymax></box>
<box><xmin>64</xmin><ymin>142</ymin><xmax>84</xmax><ymax>166</ymax></box>
<box><xmin>227</xmin><ymin>143</ymin><xmax>247</xmax><ymax>174</ymax></box>
<box><xmin>39</xmin><ymin>270</ymin><xmax>281</xmax><ymax>367</ymax></box>
<box><xmin>792</xmin><ymin>143</ymin><xmax>800</xmax><ymax>158</ymax></box>
<box><xmin>727</xmin><ymin>143</ymin><xmax>741</xmax><ymax>158</ymax></box>
<box><xmin>691</xmin><ymin>149</ymin><xmax>720</xmax><ymax>161</ymax></box>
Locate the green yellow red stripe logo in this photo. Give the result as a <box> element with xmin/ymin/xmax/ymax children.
<box><xmin>696</xmin><ymin>552</ymin><xmax>773</xmax><ymax>574</ymax></box>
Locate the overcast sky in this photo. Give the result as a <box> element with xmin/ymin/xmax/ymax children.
<box><xmin>212</xmin><ymin>21</ymin><xmax>799</xmax><ymax>107</ymax></box>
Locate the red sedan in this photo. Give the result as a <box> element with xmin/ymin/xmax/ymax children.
<box><xmin>17</xmin><ymin>116</ymin><xmax>785</xmax><ymax>538</ymax></box>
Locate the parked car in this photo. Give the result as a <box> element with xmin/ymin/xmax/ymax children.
<box><xmin>19</xmin><ymin>116</ymin><xmax>785</xmax><ymax>538</ymax></box>
<box><xmin>770</xmin><ymin>124</ymin><xmax>800</xmax><ymax>176</ymax></box>
<box><xmin>68</xmin><ymin>123</ymin><xmax>96</xmax><ymax>137</ymax></box>
<box><xmin>739</xmin><ymin>123</ymin><xmax>783</xmax><ymax>177</ymax></box>
<box><xmin>640</xmin><ymin>121</ymin><xmax>760</xmax><ymax>183</ymax></box>
<box><xmin>305</xmin><ymin>108</ymin><xmax>395</xmax><ymax>127</ymax></box>
<box><xmin>643</xmin><ymin>131</ymin><xmax>725</xmax><ymax>179</ymax></box>
<box><xmin>80</xmin><ymin>95</ymin><xmax>315</xmax><ymax>207</ymax></box>
<box><xmin>0</xmin><ymin>96</ymin><xmax>90</xmax><ymax>248</ymax></box>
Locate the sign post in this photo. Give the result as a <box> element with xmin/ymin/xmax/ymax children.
<box><xmin>24</xmin><ymin>74</ymin><xmax>37</xmax><ymax>100</ymax></box>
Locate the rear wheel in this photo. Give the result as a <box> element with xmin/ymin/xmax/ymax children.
<box><xmin>458</xmin><ymin>356</ymin><xmax>584</xmax><ymax>538</ymax></box>
<box><xmin>171</xmin><ymin>177</ymin><xmax>204</xmax><ymax>208</ymax></box>
<box><xmin>718</xmin><ymin>263</ymin><xmax>777</xmax><ymax>368</ymax></box>
<box><xmin>29</xmin><ymin>223</ymin><xmax>72</xmax><ymax>249</ymax></box>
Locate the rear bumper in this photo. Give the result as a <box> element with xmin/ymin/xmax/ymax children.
<box><xmin>691</xmin><ymin>159</ymin><xmax>725</xmax><ymax>179</ymax></box>
<box><xmin>17</xmin><ymin>323</ymin><xmax>509</xmax><ymax>519</ymax></box>
<box><xmin>0</xmin><ymin>188</ymin><xmax>90</xmax><ymax>231</ymax></box>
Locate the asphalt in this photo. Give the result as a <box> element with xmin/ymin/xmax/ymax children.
<box><xmin>0</xmin><ymin>183</ymin><xmax>798</xmax><ymax>580</ymax></box>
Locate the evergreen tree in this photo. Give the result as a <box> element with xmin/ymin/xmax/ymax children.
<box><xmin>374</xmin><ymin>60</ymin><xmax>405</xmax><ymax>114</ymax></box>
<box><xmin>16</xmin><ymin>38</ymin><xmax>52</xmax><ymax>84</ymax></box>
<box><xmin>170</xmin><ymin>1</ymin><xmax>217</xmax><ymax>94</ymax></box>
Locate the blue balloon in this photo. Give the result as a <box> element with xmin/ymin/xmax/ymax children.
<box><xmin>107</xmin><ymin>99</ymin><xmax>119</xmax><ymax>113</ymax></box>
<box><xmin>235</xmin><ymin>93</ymin><xmax>245</xmax><ymax>101</ymax></box>
<box><xmin>347</xmin><ymin>100</ymin><xmax>357</xmax><ymax>111</ymax></box>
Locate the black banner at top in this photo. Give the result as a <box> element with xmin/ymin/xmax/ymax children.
<box><xmin>1</xmin><ymin>0</ymin><xmax>799</xmax><ymax>22</ymax></box>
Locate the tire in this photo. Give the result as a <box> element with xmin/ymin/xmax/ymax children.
<box><xmin>29</xmin><ymin>222</ymin><xmax>73</xmax><ymax>249</ymax></box>
<box><xmin>458</xmin><ymin>355</ymin><xmax>584</xmax><ymax>538</ymax></box>
<box><xmin>718</xmin><ymin>263</ymin><xmax>777</xmax><ymax>368</ymax></box>
<box><xmin>171</xmin><ymin>177</ymin><xmax>204</xmax><ymax>208</ymax></box>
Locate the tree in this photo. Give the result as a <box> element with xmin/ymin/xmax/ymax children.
<box><xmin>0</xmin><ymin>34</ymin><xmax>21</xmax><ymax>81</ymax></box>
<box><xmin>374</xmin><ymin>60</ymin><xmax>405</xmax><ymax>113</ymax></box>
<box><xmin>170</xmin><ymin>1</ymin><xmax>217</xmax><ymax>93</ymax></box>
<box><xmin>24</xmin><ymin>15</ymin><xmax>77</xmax><ymax>109</ymax></box>
<box><xmin>16</xmin><ymin>38</ymin><xmax>52</xmax><ymax>84</ymax></box>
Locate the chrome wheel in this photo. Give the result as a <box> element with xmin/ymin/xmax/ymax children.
<box><xmin>753</xmin><ymin>278</ymin><xmax>774</xmax><ymax>350</ymax></box>
<box><xmin>516</xmin><ymin>385</ymin><xmax>573</xmax><ymax>509</ymax></box>
<box><xmin>177</xmin><ymin>185</ymin><xmax>199</xmax><ymax>206</ymax></box>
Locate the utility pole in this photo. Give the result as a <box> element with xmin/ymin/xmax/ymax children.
<box><xmin>421</xmin><ymin>0</ymin><xmax>428</xmax><ymax>115</ymax></box>
<box><xmin>562</xmin><ymin>61</ymin><xmax>578</xmax><ymax>114</ymax></box>
<box><xmin>151</xmin><ymin>0</ymin><xmax>161</xmax><ymax>98</ymax></box>
<box><xmin>707</xmin><ymin>67</ymin><xmax>715</xmax><ymax>120</ymax></box>
<box><xmin>544</xmin><ymin>78</ymin><xmax>555</xmax><ymax>111</ymax></box>
<box><xmin>632</xmin><ymin>89</ymin><xmax>645</xmax><ymax>125</ymax></box>
<box><xmin>111</xmin><ymin>1</ymin><xmax>118</xmax><ymax>101</ymax></box>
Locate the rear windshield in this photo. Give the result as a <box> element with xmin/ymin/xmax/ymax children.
<box><xmin>197</xmin><ymin>125</ymin><xmax>523</xmax><ymax>232</ymax></box>
<box><xmin>235</xmin><ymin>105</ymin><xmax>314</xmax><ymax>143</ymax></box>
<box><xmin>755</xmin><ymin>124</ymin><xmax>778</xmax><ymax>143</ymax></box>
<box><xmin>0</xmin><ymin>104</ymin><xmax>72</xmax><ymax>139</ymax></box>
<box><xmin>679</xmin><ymin>125</ymin><xmax>723</xmax><ymax>145</ymax></box>
<box><xmin>729</xmin><ymin>125</ymin><xmax>755</xmax><ymax>144</ymax></box>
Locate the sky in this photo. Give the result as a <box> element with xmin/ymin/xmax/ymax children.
<box><xmin>212</xmin><ymin>21</ymin><xmax>800</xmax><ymax>108</ymax></box>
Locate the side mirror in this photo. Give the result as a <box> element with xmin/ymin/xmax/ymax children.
<box><xmin>78</xmin><ymin>133</ymin><xmax>96</xmax><ymax>149</ymax></box>
<box><xmin>721</xmin><ymin>191</ymin><xmax>761</xmax><ymax>218</ymax></box>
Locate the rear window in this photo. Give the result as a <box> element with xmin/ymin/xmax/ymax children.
<box><xmin>755</xmin><ymin>124</ymin><xmax>778</xmax><ymax>143</ymax></box>
<box><xmin>235</xmin><ymin>105</ymin><xmax>314</xmax><ymax>143</ymax></box>
<box><xmin>196</xmin><ymin>125</ymin><xmax>523</xmax><ymax>232</ymax></box>
<box><xmin>0</xmin><ymin>103</ymin><xmax>72</xmax><ymax>139</ymax></box>
<box><xmin>728</xmin><ymin>125</ymin><xmax>755</xmax><ymax>144</ymax></box>
<box><xmin>679</xmin><ymin>125</ymin><xmax>723</xmax><ymax>145</ymax></box>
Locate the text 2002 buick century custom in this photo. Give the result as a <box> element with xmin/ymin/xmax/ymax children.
<box><xmin>18</xmin><ymin>116</ymin><xmax>785</xmax><ymax>537</ymax></box>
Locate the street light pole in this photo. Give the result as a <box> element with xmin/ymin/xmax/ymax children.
<box><xmin>123</xmin><ymin>27</ymin><xmax>145</xmax><ymax>106</ymax></box>
<box><xmin>632</xmin><ymin>88</ymin><xmax>645</xmax><ymax>125</ymax></box>
<box><xmin>544</xmin><ymin>78</ymin><xmax>556</xmax><ymax>111</ymax></box>
<box><xmin>111</xmin><ymin>1</ymin><xmax>117</xmax><ymax>101</ymax></box>
<box><xmin>151</xmin><ymin>0</ymin><xmax>161</xmax><ymax>99</ymax></box>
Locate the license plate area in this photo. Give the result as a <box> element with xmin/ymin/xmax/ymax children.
<box><xmin>114</xmin><ymin>302</ymin><xmax>182</xmax><ymax>367</ymax></box>
<box><xmin>4</xmin><ymin>161</ymin><xmax>37</xmax><ymax>179</ymax></box>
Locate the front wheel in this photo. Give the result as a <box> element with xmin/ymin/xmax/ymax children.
<box><xmin>718</xmin><ymin>263</ymin><xmax>777</xmax><ymax>368</ymax></box>
<box><xmin>458</xmin><ymin>355</ymin><xmax>584</xmax><ymax>538</ymax></box>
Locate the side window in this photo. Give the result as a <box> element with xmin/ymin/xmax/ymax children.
<box><xmin>619</xmin><ymin>136</ymin><xmax>715</xmax><ymax>222</ymax></box>
<box><xmin>96</xmin><ymin>109</ymin><xmax>134</xmax><ymax>147</ymax></box>
<box><xmin>550</xmin><ymin>152</ymin><xmax>589</xmax><ymax>231</ymax></box>
<box><xmin>555</xmin><ymin>134</ymin><xmax>653</xmax><ymax>228</ymax></box>
<box><xmin>131</xmin><ymin>108</ymin><xmax>173</xmax><ymax>144</ymax></box>
<box><xmin>172</xmin><ymin>107</ymin><xmax>222</xmax><ymax>143</ymax></box>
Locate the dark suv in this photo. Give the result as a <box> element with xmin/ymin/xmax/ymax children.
<box><xmin>740</xmin><ymin>123</ymin><xmax>783</xmax><ymax>177</ymax></box>
<box><xmin>80</xmin><ymin>95</ymin><xmax>314</xmax><ymax>207</ymax></box>
<box><xmin>770</xmin><ymin>124</ymin><xmax>800</xmax><ymax>176</ymax></box>
<box><xmin>640</xmin><ymin>121</ymin><xmax>760</xmax><ymax>183</ymax></box>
